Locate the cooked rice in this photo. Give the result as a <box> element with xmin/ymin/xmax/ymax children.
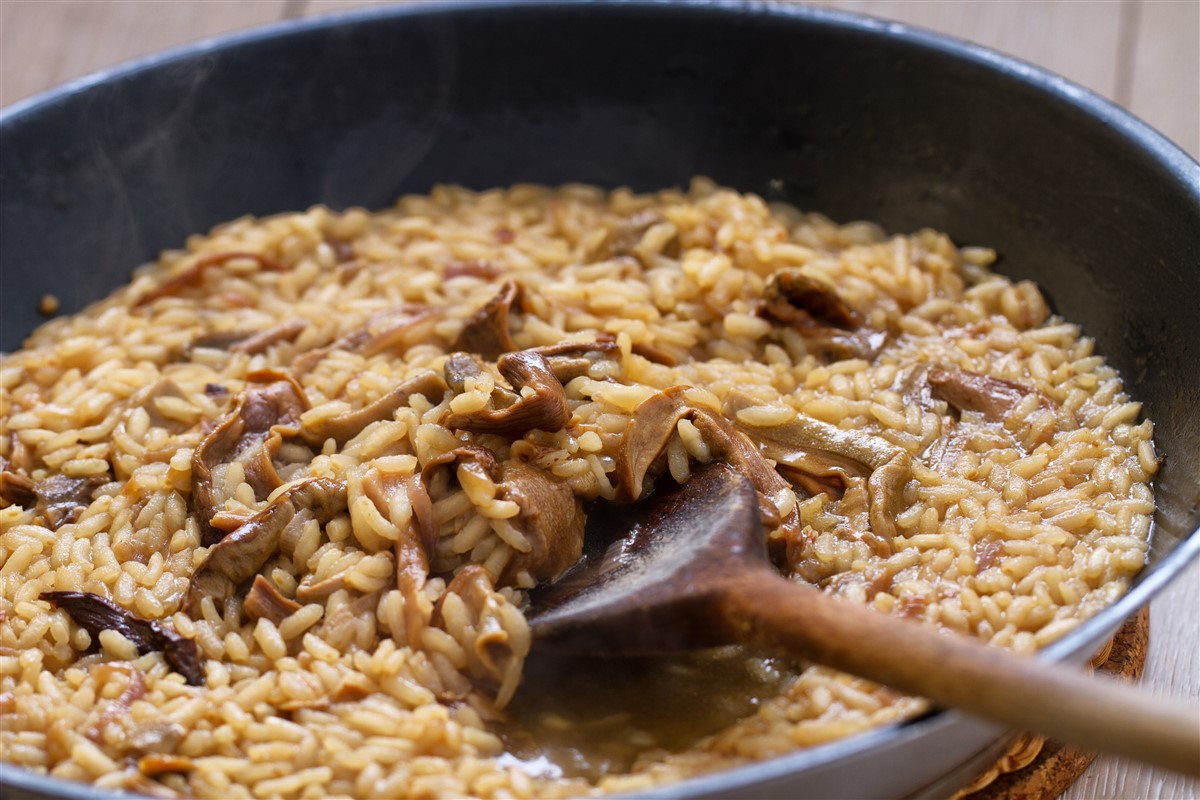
<box><xmin>0</xmin><ymin>179</ymin><xmax>1155</xmax><ymax>798</ymax></box>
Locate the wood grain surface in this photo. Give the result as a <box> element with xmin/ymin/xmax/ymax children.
<box><xmin>1</xmin><ymin>1</ymin><xmax>1197</xmax><ymax>798</ymax></box>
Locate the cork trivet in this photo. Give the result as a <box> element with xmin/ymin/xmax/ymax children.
<box><xmin>955</xmin><ymin>606</ymin><xmax>1150</xmax><ymax>800</ymax></box>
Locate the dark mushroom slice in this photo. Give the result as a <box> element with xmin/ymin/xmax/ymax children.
<box><xmin>186</xmin><ymin>476</ymin><xmax>347</xmax><ymax>615</ymax></box>
<box><xmin>243</xmin><ymin>575</ymin><xmax>302</xmax><ymax>625</ymax></box>
<box><xmin>444</xmin><ymin>340</ymin><xmax>619</xmax><ymax>409</ymax></box>
<box><xmin>189</xmin><ymin>330</ymin><xmax>256</xmax><ymax>352</ymax></box>
<box><xmin>230</xmin><ymin>319</ymin><xmax>309</xmax><ymax>355</ymax></box>
<box><xmin>191</xmin><ymin>370</ymin><xmax>308</xmax><ymax>545</ymax></box>
<box><xmin>187</xmin><ymin>319</ymin><xmax>309</xmax><ymax>356</ymax></box>
<box><xmin>293</xmin><ymin>574</ymin><xmax>345</xmax><ymax>604</ymax></box>
<box><xmin>421</xmin><ymin>445</ymin><xmax>585</xmax><ymax>586</ymax></box>
<box><xmin>764</xmin><ymin>269</ymin><xmax>864</xmax><ymax>330</ymax></box>
<box><xmin>0</xmin><ymin>457</ymin><xmax>35</xmax><ymax>508</ymax></box>
<box><xmin>761</xmin><ymin>268</ymin><xmax>888</xmax><ymax>362</ymax></box>
<box><xmin>292</xmin><ymin>306</ymin><xmax>442</xmax><ymax>375</ymax></box>
<box><xmin>84</xmin><ymin>662</ymin><xmax>148</xmax><ymax>744</ymax></box>
<box><xmin>297</xmin><ymin>371</ymin><xmax>446</xmax><ymax>448</ymax></box>
<box><xmin>928</xmin><ymin>367</ymin><xmax>1036</xmax><ymax>422</ymax></box>
<box><xmin>419</xmin><ymin>445</ymin><xmax>505</xmax><ymax>561</ymax></box>
<box><xmin>496</xmin><ymin>461</ymin><xmax>586</xmax><ymax>586</ymax></box>
<box><xmin>630</xmin><ymin>341</ymin><xmax>679</xmax><ymax>367</ymax></box>
<box><xmin>135</xmin><ymin>251</ymin><xmax>286</xmax><ymax>307</ymax></box>
<box><xmin>723</xmin><ymin>390</ymin><xmax>911</xmax><ymax>549</ymax></box>
<box><xmin>526</xmin><ymin>339</ymin><xmax>621</xmax><ymax>383</ymax></box>
<box><xmin>129</xmin><ymin>379</ymin><xmax>199</xmax><ymax>435</ymax></box>
<box><xmin>40</xmin><ymin>591</ymin><xmax>204</xmax><ymax>686</ymax></box>
<box><xmin>616</xmin><ymin>387</ymin><xmax>800</xmax><ymax>537</ymax></box>
<box><xmin>33</xmin><ymin>474</ymin><xmax>108</xmax><ymax>530</ymax></box>
<box><xmin>444</xmin><ymin>259</ymin><xmax>502</xmax><ymax>280</ymax></box>
<box><xmin>444</xmin><ymin>350</ymin><xmax>571</xmax><ymax>437</ymax></box>
<box><xmin>593</xmin><ymin>209</ymin><xmax>679</xmax><ymax>262</ymax></box>
<box><xmin>385</xmin><ymin>473</ymin><xmax>437</xmax><ymax>644</ymax></box>
<box><xmin>444</xmin><ymin>352</ymin><xmax>485</xmax><ymax>394</ymax></box>
<box><xmin>452</xmin><ymin>280</ymin><xmax>524</xmax><ymax>360</ymax></box>
<box><xmin>432</xmin><ymin>564</ymin><xmax>527</xmax><ymax>705</ymax></box>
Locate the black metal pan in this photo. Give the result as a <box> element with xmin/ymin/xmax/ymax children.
<box><xmin>1</xmin><ymin>3</ymin><xmax>1197</xmax><ymax>798</ymax></box>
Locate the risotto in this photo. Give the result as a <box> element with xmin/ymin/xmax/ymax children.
<box><xmin>0</xmin><ymin>180</ymin><xmax>1156</xmax><ymax>798</ymax></box>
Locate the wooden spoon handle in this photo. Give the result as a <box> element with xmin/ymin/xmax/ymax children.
<box><xmin>719</xmin><ymin>571</ymin><xmax>1200</xmax><ymax>776</ymax></box>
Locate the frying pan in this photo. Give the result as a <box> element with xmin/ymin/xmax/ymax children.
<box><xmin>1</xmin><ymin>2</ymin><xmax>1197</xmax><ymax>798</ymax></box>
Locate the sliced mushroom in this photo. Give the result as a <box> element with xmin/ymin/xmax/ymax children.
<box><xmin>928</xmin><ymin>367</ymin><xmax>1034</xmax><ymax>422</ymax></box>
<box><xmin>190</xmin><ymin>319</ymin><xmax>309</xmax><ymax>357</ymax></box>
<box><xmin>243</xmin><ymin>575</ymin><xmax>302</xmax><ymax>625</ymax></box>
<box><xmin>593</xmin><ymin>209</ymin><xmax>679</xmax><ymax>263</ymax></box>
<box><xmin>136</xmin><ymin>251</ymin><xmax>286</xmax><ymax>307</ymax></box>
<box><xmin>724</xmin><ymin>390</ymin><xmax>911</xmax><ymax>550</ymax></box>
<box><xmin>292</xmin><ymin>306</ymin><xmax>442</xmax><ymax>375</ymax></box>
<box><xmin>444</xmin><ymin>350</ymin><xmax>571</xmax><ymax>437</ymax></box>
<box><xmin>32</xmin><ymin>474</ymin><xmax>107</xmax><ymax>530</ymax></box>
<box><xmin>298</xmin><ymin>371</ymin><xmax>446</xmax><ymax>448</ymax></box>
<box><xmin>84</xmin><ymin>662</ymin><xmax>148</xmax><ymax>742</ymax></box>
<box><xmin>0</xmin><ymin>457</ymin><xmax>35</xmax><ymax>508</ymax></box>
<box><xmin>130</xmin><ymin>379</ymin><xmax>197</xmax><ymax>434</ymax></box>
<box><xmin>616</xmin><ymin>387</ymin><xmax>800</xmax><ymax>537</ymax></box>
<box><xmin>40</xmin><ymin>591</ymin><xmax>203</xmax><ymax>686</ymax></box>
<box><xmin>444</xmin><ymin>352</ymin><xmax>485</xmax><ymax>394</ymax></box>
<box><xmin>422</xmin><ymin>445</ymin><xmax>584</xmax><ymax>586</ymax></box>
<box><xmin>444</xmin><ymin>259</ymin><xmax>502</xmax><ymax>280</ymax></box>
<box><xmin>765</xmin><ymin>269</ymin><xmax>863</xmax><ymax>329</ymax></box>
<box><xmin>527</xmin><ymin>339</ymin><xmax>621</xmax><ymax>383</ymax></box>
<box><xmin>630</xmin><ymin>341</ymin><xmax>679</xmax><ymax>367</ymax></box>
<box><xmin>384</xmin><ymin>473</ymin><xmax>438</xmax><ymax>645</ymax></box>
<box><xmin>191</xmin><ymin>370</ymin><xmax>308</xmax><ymax>545</ymax></box>
<box><xmin>432</xmin><ymin>565</ymin><xmax>528</xmax><ymax>707</ymax></box>
<box><xmin>452</xmin><ymin>280</ymin><xmax>523</xmax><ymax>360</ymax></box>
<box><xmin>186</xmin><ymin>476</ymin><xmax>347</xmax><ymax>614</ymax></box>
<box><xmin>761</xmin><ymin>268</ymin><xmax>887</xmax><ymax>362</ymax></box>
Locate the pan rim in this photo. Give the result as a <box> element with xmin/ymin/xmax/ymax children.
<box><xmin>0</xmin><ymin>2</ymin><xmax>1196</xmax><ymax>799</ymax></box>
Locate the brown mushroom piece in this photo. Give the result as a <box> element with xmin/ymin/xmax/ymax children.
<box><xmin>292</xmin><ymin>306</ymin><xmax>442</xmax><ymax>375</ymax></box>
<box><xmin>527</xmin><ymin>339</ymin><xmax>621</xmax><ymax>383</ymax></box>
<box><xmin>135</xmin><ymin>251</ymin><xmax>286</xmax><ymax>307</ymax></box>
<box><xmin>188</xmin><ymin>319</ymin><xmax>308</xmax><ymax>357</ymax></box>
<box><xmin>452</xmin><ymin>280</ymin><xmax>523</xmax><ymax>360</ymax></box>
<box><xmin>423</xmin><ymin>445</ymin><xmax>585</xmax><ymax>586</ymax></box>
<box><xmin>129</xmin><ymin>378</ymin><xmax>201</xmax><ymax>435</ymax></box>
<box><xmin>432</xmin><ymin>564</ymin><xmax>528</xmax><ymax>706</ymax></box>
<box><xmin>723</xmin><ymin>390</ymin><xmax>911</xmax><ymax>549</ymax></box>
<box><xmin>444</xmin><ymin>352</ymin><xmax>485</xmax><ymax>394</ymax></box>
<box><xmin>32</xmin><ymin>474</ymin><xmax>108</xmax><ymax>530</ymax></box>
<box><xmin>444</xmin><ymin>350</ymin><xmax>571</xmax><ymax>437</ymax></box>
<box><xmin>594</xmin><ymin>209</ymin><xmax>679</xmax><ymax>262</ymax></box>
<box><xmin>40</xmin><ymin>591</ymin><xmax>203</xmax><ymax>686</ymax></box>
<box><xmin>761</xmin><ymin>268</ymin><xmax>888</xmax><ymax>362</ymax></box>
<box><xmin>186</xmin><ymin>476</ymin><xmax>346</xmax><ymax>615</ymax></box>
<box><xmin>616</xmin><ymin>387</ymin><xmax>800</xmax><ymax>538</ymax></box>
<box><xmin>351</xmin><ymin>471</ymin><xmax>439</xmax><ymax>645</ymax></box>
<box><xmin>297</xmin><ymin>371</ymin><xmax>446</xmax><ymax>448</ymax></box>
<box><xmin>928</xmin><ymin>367</ymin><xmax>1035</xmax><ymax>422</ymax></box>
<box><xmin>243</xmin><ymin>575</ymin><xmax>302</xmax><ymax>625</ymax></box>
<box><xmin>444</xmin><ymin>259</ymin><xmax>502</xmax><ymax>280</ymax></box>
<box><xmin>496</xmin><ymin>460</ymin><xmax>586</xmax><ymax>585</ymax></box>
<box><xmin>191</xmin><ymin>370</ymin><xmax>308</xmax><ymax>545</ymax></box>
<box><xmin>0</xmin><ymin>457</ymin><xmax>35</xmax><ymax>508</ymax></box>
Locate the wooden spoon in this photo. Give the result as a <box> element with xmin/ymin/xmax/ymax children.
<box><xmin>527</xmin><ymin>463</ymin><xmax>1200</xmax><ymax>776</ymax></box>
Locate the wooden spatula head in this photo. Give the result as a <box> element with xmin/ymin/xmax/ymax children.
<box><xmin>527</xmin><ymin>463</ymin><xmax>768</xmax><ymax>655</ymax></box>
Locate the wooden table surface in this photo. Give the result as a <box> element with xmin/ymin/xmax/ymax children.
<box><xmin>2</xmin><ymin>1</ymin><xmax>1197</xmax><ymax>798</ymax></box>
